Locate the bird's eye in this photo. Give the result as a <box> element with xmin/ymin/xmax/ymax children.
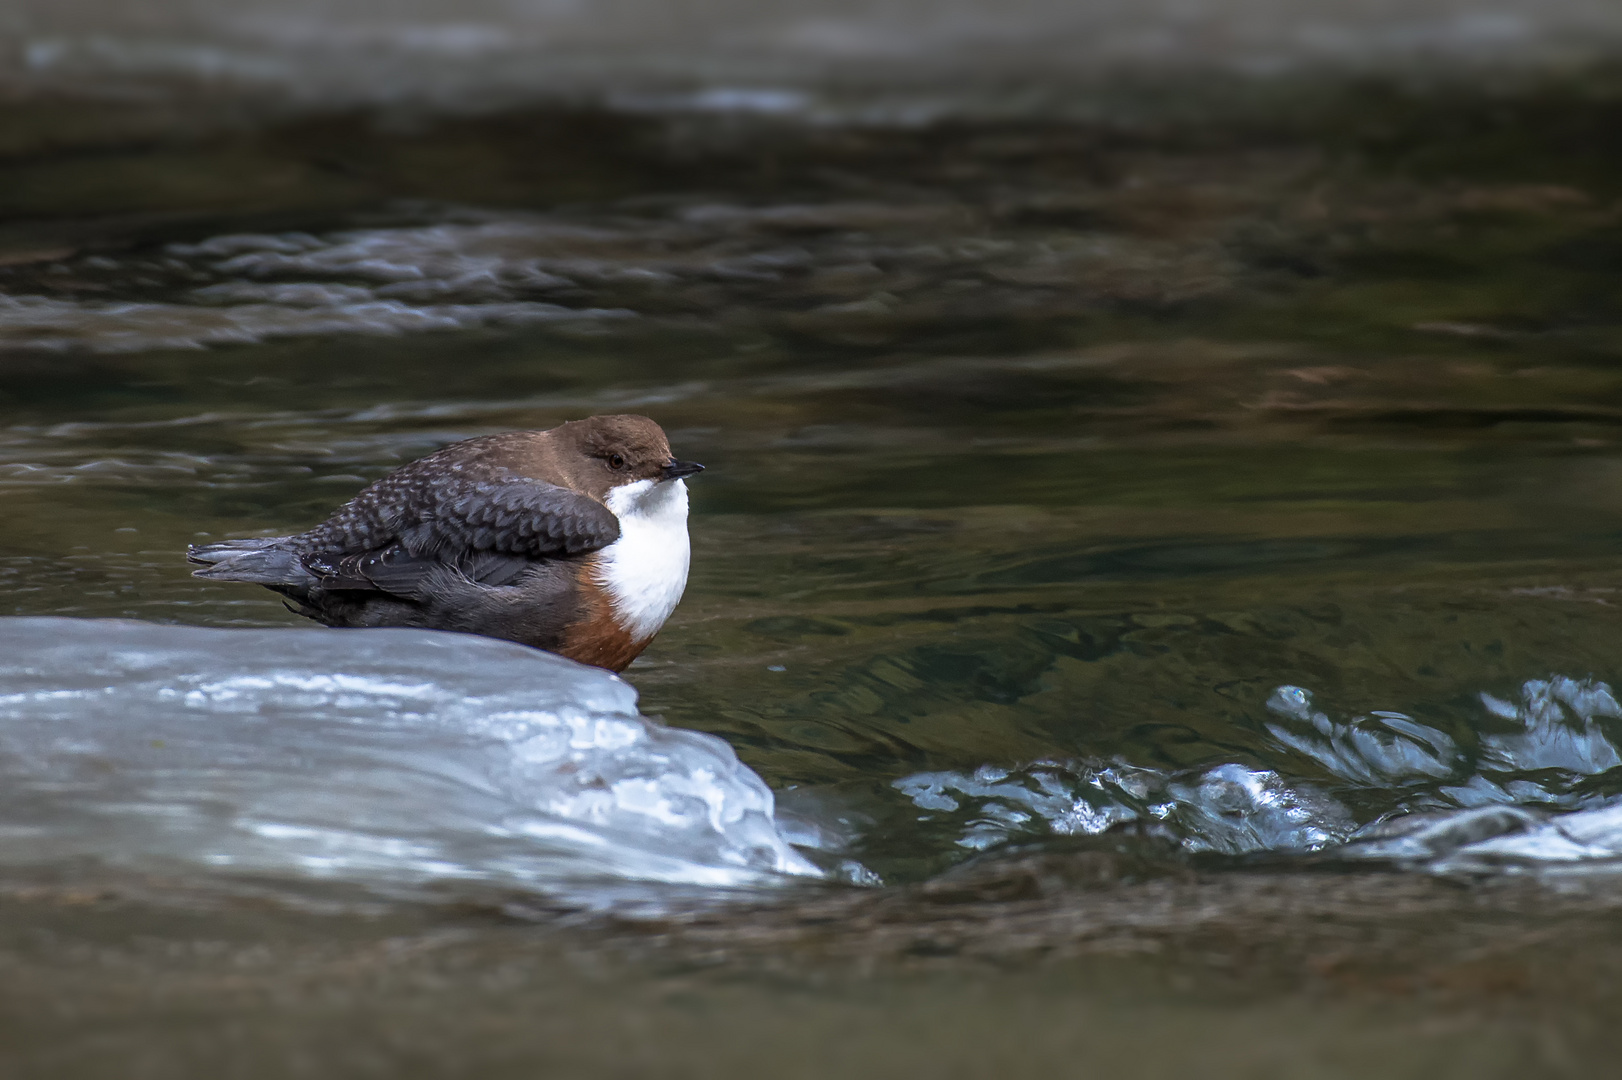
<box><xmin>608</xmin><ymin>454</ymin><xmax>626</xmax><ymax>470</ymax></box>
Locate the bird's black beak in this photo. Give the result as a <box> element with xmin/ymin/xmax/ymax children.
<box><xmin>662</xmin><ymin>459</ymin><xmax>705</xmax><ymax>481</ymax></box>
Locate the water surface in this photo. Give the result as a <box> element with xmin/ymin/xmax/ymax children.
<box><xmin>6</xmin><ymin>75</ymin><xmax>1622</xmax><ymax>1074</ymax></box>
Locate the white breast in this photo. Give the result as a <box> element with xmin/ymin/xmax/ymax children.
<box><xmin>595</xmin><ymin>478</ymin><xmax>692</xmax><ymax>642</ymax></box>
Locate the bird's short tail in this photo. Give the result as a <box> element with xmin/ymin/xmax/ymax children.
<box><xmin>187</xmin><ymin>537</ymin><xmax>314</xmax><ymax>586</ymax></box>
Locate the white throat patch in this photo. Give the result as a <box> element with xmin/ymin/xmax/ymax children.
<box><xmin>596</xmin><ymin>478</ymin><xmax>692</xmax><ymax>642</ymax></box>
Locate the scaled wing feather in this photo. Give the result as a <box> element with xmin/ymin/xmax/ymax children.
<box><xmin>298</xmin><ymin>469</ymin><xmax>618</xmax><ymax>596</ymax></box>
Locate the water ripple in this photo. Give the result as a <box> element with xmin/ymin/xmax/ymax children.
<box><xmin>895</xmin><ymin>759</ymin><xmax>1352</xmax><ymax>855</ymax></box>
<box><xmin>0</xmin><ymin>292</ymin><xmax>630</xmax><ymax>354</ymax></box>
<box><xmin>0</xmin><ymin>199</ymin><xmax>1233</xmax><ymax>354</ymax></box>
<box><xmin>897</xmin><ymin>675</ymin><xmax>1622</xmax><ymax>876</ymax></box>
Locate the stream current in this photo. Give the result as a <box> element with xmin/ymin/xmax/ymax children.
<box><xmin>6</xmin><ymin>72</ymin><xmax>1622</xmax><ymax>1075</ymax></box>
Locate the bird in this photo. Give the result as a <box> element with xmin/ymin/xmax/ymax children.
<box><xmin>187</xmin><ymin>414</ymin><xmax>703</xmax><ymax>673</ymax></box>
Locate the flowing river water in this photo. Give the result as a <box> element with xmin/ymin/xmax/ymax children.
<box><xmin>6</xmin><ymin>51</ymin><xmax>1622</xmax><ymax>1076</ymax></box>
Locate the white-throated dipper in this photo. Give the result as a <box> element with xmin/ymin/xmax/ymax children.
<box><xmin>187</xmin><ymin>414</ymin><xmax>703</xmax><ymax>672</ymax></box>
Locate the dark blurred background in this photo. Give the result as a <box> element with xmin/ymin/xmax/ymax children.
<box><xmin>8</xmin><ymin>0</ymin><xmax>1622</xmax><ymax>103</ymax></box>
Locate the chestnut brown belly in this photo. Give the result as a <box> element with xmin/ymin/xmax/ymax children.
<box><xmin>556</xmin><ymin>575</ymin><xmax>651</xmax><ymax>673</ymax></box>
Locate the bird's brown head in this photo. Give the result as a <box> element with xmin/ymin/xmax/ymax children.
<box><xmin>544</xmin><ymin>414</ymin><xmax>704</xmax><ymax>501</ymax></box>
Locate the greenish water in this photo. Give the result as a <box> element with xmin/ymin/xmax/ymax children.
<box><xmin>6</xmin><ymin>74</ymin><xmax>1622</xmax><ymax>1075</ymax></box>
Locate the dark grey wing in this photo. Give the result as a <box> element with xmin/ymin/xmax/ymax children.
<box><xmin>298</xmin><ymin>471</ymin><xmax>618</xmax><ymax>597</ymax></box>
<box><xmin>308</xmin><ymin>545</ymin><xmax>536</xmax><ymax>600</ymax></box>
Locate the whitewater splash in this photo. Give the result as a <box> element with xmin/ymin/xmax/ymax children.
<box><xmin>0</xmin><ymin>618</ymin><xmax>819</xmax><ymax>911</ymax></box>
<box><xmin>6</xmin><ymin>614</ymin><xmax>1621</xmax><ymax>913</ymax></box>
<box><xmin>897</xmin><ymin>676</ymin><xmax>1622</xmax><ymax>876</ymax></box>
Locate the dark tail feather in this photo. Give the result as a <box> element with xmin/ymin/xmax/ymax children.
<box><xmin>188</xmin><ymin>537</ymin><xmax>315</xmax><ymax>586</ymax></box>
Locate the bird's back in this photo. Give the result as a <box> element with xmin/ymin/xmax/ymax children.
<box><xmin>187</xmin><ymin>416</ymin><xmax>692</xmax><ymax>672</ymax></box>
